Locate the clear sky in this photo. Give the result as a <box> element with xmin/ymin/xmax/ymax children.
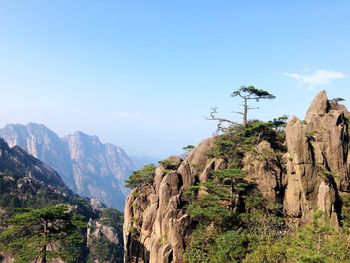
<box><xmin>0</xmin><ymin>1</ymin><xmax>349</xmax><ymax>158</ymax></box>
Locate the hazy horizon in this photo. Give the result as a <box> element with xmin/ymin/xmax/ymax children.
<box><xmin>1</xmin><ymin>1</ymin><xmax>350</xmax><ymax>157</ymax></box>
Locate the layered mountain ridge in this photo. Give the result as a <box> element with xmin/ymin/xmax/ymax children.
<box><xmin>0</xmin><ymin>137</ymin><xmax>70</xmax><ymax>207</ymax></box>
<box><xmin>123</xmin><ymin>91</ymin><xmax>350</xmax><ymax>262</ymax></box>
<box><xmin>0</xmin><ymin>123</ymin><xmax>136</xmax><ymax>210</ymax></box>
<box><xmin>0</xmin><ymin>137</ymin><xmax>124</xmax><ymax>263</ymax></box>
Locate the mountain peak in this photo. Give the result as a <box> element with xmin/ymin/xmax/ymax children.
<box><xmin>0</xmin><ymin>123</ymin><xmax>136</xmax><ymax>210</ymax></box>
<box><xmin>305</xmin><ymin>90</ymin><xmax>330</xmax><ymax>122</ymax></box>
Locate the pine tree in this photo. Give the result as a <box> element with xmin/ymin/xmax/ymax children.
<box><xmin>231</xmin><ymin>86</ymin><xmax>276</xmax><ymax>128</ymax></box>
<box><xmin>0</xmin><ymin>204</ymin><xmax>86</xmax><ymax>263</ymax></box>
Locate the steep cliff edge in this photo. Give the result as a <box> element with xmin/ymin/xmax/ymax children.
<box><xmin>123</xmin><ymin>91</ymin><xmax>350</xmax><ymax>263</ymax></box>
<box><xmin>283</xmin><ymin>91</ymin><xmax>350</xmax><ymax>225</ymax></box>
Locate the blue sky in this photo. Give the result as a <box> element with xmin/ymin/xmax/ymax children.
<box><xmin>0</xmin><ymin>1</ymin><xmax>349</xmax><ymax>158</ymax></box>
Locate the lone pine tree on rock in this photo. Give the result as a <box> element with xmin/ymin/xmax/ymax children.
<box><xmin>207</xmin><ymin>86</ymin><xmax>276</xmax><ymax>129</ymax></box>
<box><xmin>231</xmin><ymin>86</ymin><xmax>276</xmax><ymax>128</ymax></box>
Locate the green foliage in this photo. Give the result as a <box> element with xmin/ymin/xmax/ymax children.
<box><xmin>88</xmin><ymin>238</ymin><xmax>123</xmax><ymax>263</ymax></box>
<box><xmin>331</xmin><ymin>97</ymin><xmax>345</xmax><ymax>103</ymax></box>
<box><xmin>187</xmin><ymin>194</ymin><xmax>231</xmax><ymax>224</ymax></box>
<box><xmin>183</xmin><ymin>224</ymin><xmax>218</xmax><ymax>263</ymax></box>
<box><xmin>183</xmin><ymin>185</ymin><xmax>200</xmax><ymax>204</ymax></box>
<box><xmin>187</xmin><ymin>168</ymin><xmax>248</xmax><ymax>223</ymax></box>
<box><xmin>243</xmin><ymin>210</ymin><xmax>350</xmax><ymax>263</ymax></box>
<box><xmin>183</xmin><ymin>145</ymin><xmax>195</xmax><ymax>153</ymax></box>
<box><xmin>184</xmin><ymin>227</ymin><xmax>249</xmax><ymax>263</ymax></box>
<box><xmin>187</xmin><ymin>91</ymin><xmax>350</xmax><ymax>262</ymax></box>
<box><xmin>184</xmin><ymin>164</ymin><xmax>290</xmax><ymax>263</ymax></box>
<box><xmin>340</xmin><ymin>193</ymin><xmax>350</xmax><ymax>231</ymax></box>
<box><xmin>158</xmin><ymin>158</ymin><xmax>181</xmax><ymax>170</ymax></box>
<box><xmin>209</xmin><ymin>119</ymin><xmax>286</xmax><ymax>168</ymax></box>
<box><xmin>0</xmin><ymin>204</ymin><xmax>86</xmax><ymax>263</ymax></box>
<box><xmin>316</xmin><ymin>165</ymin><xmax>338</xmax><ymax>182</ymax></box>
<box><xmin>269</xmin><ymin>115</ymin><xmax>288</xmax><ymax>131</ymax></box>
<box><xmin>207</xmin><ymin>86</ymin><xmax>276</xmax><ymax>129</ymax></box>
<box><xmin>209</xmin><ymin>230</ymin><xmax>248</xmax><ymax>263</ymax></box>
<box><xmin>0</xmin><ymin>143</ymin><xmax>122</xmax><ymax>262</ymax></box>
<box><xmin>243</xmin><ymin>238</ymin><xmax>287</xmax><ymax>263</ymax></box>
<box><xmin>185</xmin><ymin>111</ymin><xmax>291</xmax><ymax>263</ymax></box>
<box><xmin>285</xmin><ymin>211</ymin><xmax>350</xmax><ymax>262</ymax></box>
<box><xmin>100</xmin><ymin>208</ymin><xmax>123</xmax><ymax>229</ymax></box>
<box><xmin>125</xmin><ymin>164</ymin><xmax>156</xmax><ymax>189</ymax></box>
<box><xmin>87</xmin><ymin>208</ymin><xmax>124</xmax><ymax>262</ymax></box>
<box><xmin>231</xmin><ymin>86</ymin><xmax>276</xmax><ymax>100</ymax></box>
<box><xmin>185</xmin><ymin>168</ymin><xmax>253</xmax><ymax>262</ymax></box>
<box><xmin>70</xmin><ymin>195</ymin><xmax>96</xmax><ymax>220</ymax></box>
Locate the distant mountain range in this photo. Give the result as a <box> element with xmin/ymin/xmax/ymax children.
<box><xmin>0</xmin><ymin>123</ymin><xmax>147</xmax><ymax>210</ymax></box>
<box><xmin>0</xmin><ymin>137</ymin><xmax>124</xmax><ymax>262</ymax></box>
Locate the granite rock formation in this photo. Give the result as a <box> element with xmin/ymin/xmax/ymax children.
<box><xmin>123</xmin><ymin>91</ymin><xmax>350</xmax><ymax>262</ymax></box>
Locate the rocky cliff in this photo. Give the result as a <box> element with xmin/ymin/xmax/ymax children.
<box><xmin>123</xmin><ymin>91</ymin><xmax>350</xmax><ymax>263</ymax></box>
<box><xmin>0</xmin><ymin>124</ymin><xmax>137</xmax><ymax>209</ymax></box>
<box><xmin>0</xmin><ymin>137</ymin><xmax>70</xmax><ymax>205</ymax></box>
<box><xmin>0</xmin><ymin>138</ymin><xmax>124</xmax><ymax>263</ymax></box>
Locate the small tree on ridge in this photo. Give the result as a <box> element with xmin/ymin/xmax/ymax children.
<box><xmin>206</xmin><ymin>86</ymin><xmax>276</xmax><ymax>129</ymax></box>
<box><xmin>231</xmin><ymin>86</ymin><xmax>276</xmax><ymax>128</ymax></box>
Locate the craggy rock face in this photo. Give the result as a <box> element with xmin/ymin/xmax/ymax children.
<box><xmin>123</xmin><ymin>90</ymin><xmax>350</xmax><ymax>263</ymax></box>
<box><xmin>284</xmin><ymin>91</ymin><xmax>349</xmax><ymax>225</ymax></box>
<box><xmin>242</xmin><ymin>140</ymin><xmax>285</xmax><ymax>204</ymax></box>
<box><xmin>123</xmin><ymin>138</ymin><xmax>217</xmax><ymax>263</ymax></box>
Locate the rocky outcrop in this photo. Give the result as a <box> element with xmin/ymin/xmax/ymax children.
<box><xmin>0</xmin><ymin>138</ymin><xmax>70</xmax><ymax>199</ymax></box>
<box><xmin>242</xmin><ymin>140</ymin><xmax>285</xmax><ymax>203</ymax></box>
<box><xmin>0</xmin><ymin>124</ymin><xmax>75</xmax><ymax>190</ymax></box>
<box><xmin>124</xmin><ymin>90</ymin><xmax>350</xmax><ymax>262</ymax></box>
<box><xmin>283</xmin><ymin>91</ymin><xmax>349</xmax><ymax>225</ymax></box>
<box><xmin>0</xmin><ymin>124</ymin><xmax>137</xmax><ymax>209</ymax></box>
<box><xmin>88</xmin><ymin>219</ymin><xmax>120</xmax><ymax>246</ymax></box>
<box><xmin>123</xmin><ymin>140</ymin><xmax>218</xmax><ymax>263</ymax></box>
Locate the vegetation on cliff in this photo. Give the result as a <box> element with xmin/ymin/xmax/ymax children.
<box><xmin>125</xmin><ymin>164</ymin><xmax>157</xmax><ymax>189</ymax></box>
<box><xmin>87</xmin><ymin>208</ymin><xmax>124</xmax><ymax>263</ymax></box>
<box><xmin>124</xmin><ymin>89</ymin><xmax>350</xmax><ymax>263</ymax></box>
<box><xmin>183</xmin><ymin>116</ymin><xmax>288</xmax><ymax>262</ymax></box>
<box><xmin>183</xmin><ymin>89</ymin><xmax>350</xmax><ymax>263</ymax></box>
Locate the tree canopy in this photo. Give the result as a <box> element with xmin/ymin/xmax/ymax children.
<box><xmin>231</xmin><ymin>86</ymin><xmax>276</xmax><ymax>101</ymax></box>
<box><xmin>231</xmin><ymin>86</ymin><xmax>276</xmax><ymax>127</ymax></box>
<box><xmin>125</xmin><ymin>164</ymin><xmax>156</xmax><ymax>189</ymax></box>
<box><xmin>0</xmin><ymin>204</ymin><xmax>86</xmax><ymax>263</ymax></box>
<box><xmin>206</xmin><ymin>86</ymin><xmax>276</xmax><ymax>129</ymax></box>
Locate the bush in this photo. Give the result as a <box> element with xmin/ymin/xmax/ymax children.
<box><xmin>125</xmin><ymin>164</ymin><xmax>156</xmax><ymax>189</ymax></box>
<box><xmin>88</xmin><ymin>238</ymin><xmax>122</xmax><ymax>263</ymax></box>
<box><xmin>209</xmin><ymin>230</ymin><xmax>248</xmax><ymax>263</ymax></box>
